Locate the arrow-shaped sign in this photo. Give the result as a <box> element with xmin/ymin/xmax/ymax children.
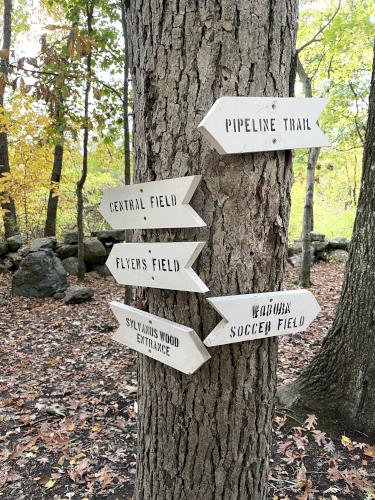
<box><xmin>110</xmin><ymin>301</ymin><xmax>211</xmax><ymax>374</ymax></box>
<box><xmin>204</xmin><ymin>289</ymin><xmax>320</xmax><ymax>347</ymax></box>
<box><xmin>198</xmin><ymin>97</ymin><xmax>330</xmax><ymax>154</ymax></box>
<box><xmin>99</xmin><ymin>175</ymin><xmax>205</xmax><ymax>230</ymax></box>
<box><xmin>106</xmin><ymin>242</ymin><xmax>209</xmax><ymax>293</ymax></box>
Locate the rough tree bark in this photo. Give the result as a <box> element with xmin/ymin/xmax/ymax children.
<box><xmin>297</xmin><ymin>55</ymin><xmax>320</xmax><ymax>287</ymax></box>
<box><xmin>76</xmin><ymin>3</ymin><xmax>94</xmax><ymax>281</ymax></box>
<box><xmin>0</xmin><ymin>0</ymin><xmax>18</xmax><ymax>238</ymax></box>
<box><xmin>44</xmin><ymin>118</ymin><xmax>64</xmax><ymax>237</ymax></box>
<box><xmin>120</xmin><ymin>0</ymin><xmax>133</xmax><ymax>305</ymax></box>
<box><xmin>128</xmin><ymin>1</ymin><xmax>297</xmax><ymax>498</ymax></box>
<box><xmin>278</xmin><ymin>44</ymin><xmax>375</xmax><ymax>436</ymax></box>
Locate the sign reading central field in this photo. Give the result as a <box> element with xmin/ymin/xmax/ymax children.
<box><xmin>198</xmin><ymin>97</ymin><xmax>330</xmax><ymax>154</ymax></box>
<box><xmin>106</xmin><ymin>241</ymin><xmax>208</xmax><ymax>293</ymax></box>
<box><xmin>204</xmin><ymin>289</ymin><xmax>320</xmax><ymax>347</ymax></box>
<box><xmin>99</xmin><ymin>175</ymin><xmax>205</xmax><ymax>229</ymax></box>
<box><xmin>110</xmin><ymin>301</ymin><xmax>211</xmax><ymax>374</ymax></box>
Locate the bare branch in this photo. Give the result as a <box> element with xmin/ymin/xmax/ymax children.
<box><xmin>297</xmin><ymin>0</ymin><xmax>342</xmax><ymax>54</ymax></box>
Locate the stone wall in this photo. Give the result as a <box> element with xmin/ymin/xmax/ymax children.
<box><xmin>287</xmin><ymin>232</ymin><xmax>350</xmax><ymax>267</ymax></box>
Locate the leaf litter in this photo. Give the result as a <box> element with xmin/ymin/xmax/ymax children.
<box><xmin>0</xmin><ymin>262</ymin><xmax>373</xmax><ymax>499</ymax></box>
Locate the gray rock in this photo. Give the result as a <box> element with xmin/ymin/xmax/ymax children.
<box><xmin>312</xmin><ymin>240</ymin><xmax>329</xmax><ymax>253</ymax></box>
<box><xmin>84</xmin><ymin>237</ymin><xmax>106</xmax><ymax>264</ymax></box>
<box><xmin>92</xmin><ymin>263</ymin><xmax>112</xmax><ymax>277</ymax></box>
<box><xmin>56</xmin><ymin>244</ymin><xmax>78</xmax><ymax>260</ymax></box>
<box><xmin>310</xmin><ymin>232</ymin><xmax>325</xmax><ymax>242</ymax></box>
<box><xmin>315</xmin><ymin>251</ymin><xmax>329</xmax><ymax>262</ymax></box>
<box><xmin>288</xmin><ymin>248</ymin><xmax>315</xmax><ymax>268</ymax></box>
<box><xmin>287</xmin><ymin>241</ymin><xmax>302</xmax><ymax>257</ymax></box>
<box><xmin>327</xmin><ymin>249</ymin><xmax>349</xmax><ymax>263</ymax></box>
<box><xmin>12</xmin><ymin>249</ymin><xmax>68</xmax><ymax>298</ymax></box>
<box><xmin>92</xmin><ymin>230</ymin><xmax>126</xmax><ymax>243</ymax></box>
<box><xmin>6</xmin><ymin>252</ymin><xmax>22</xmax><ymax>270</ymax></box>
<box><xmin>0</xmin><ymin>259</ymin><xmax>12</xmax><ymax>274</ymax></box>
<box><xmin>63</xmin><ymin>285</ymin><xmax>94</xmax><ymax>304</ymax></box>
<box><xmin>62</xmin><ymin>256</ymin><xmax>84</xmax><ymax>276</ymax></box>
<box><xmin>30</xmin><ymin>237</ymin><xmax>57</xmax><ymax>252</ymax></box>
<box><xmin>327</xmin><ymin>237</ymin><xmax>350</xmax><ymax>251</ymax></box>
<box><xmin>64</xmin><ymin>231</ymin><xmax>78</xmax><ymax>245</ymax></box>
<box><xmin>7</xmin><ymin>234</ymin><xmax>27</xmax><ymax>252</ymax></box>
<box><xmin>0</xmin><ymin>242</ymin><xmax>8</xmax><ymax>257</ymax></box>
<box><xmin>53</xmin><ymin>291</ymin><xmax>66</xmax><ymax>300</ymax></box>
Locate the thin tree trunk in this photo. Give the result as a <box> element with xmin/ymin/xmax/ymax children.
<box><xmin>44</xmin><ymin>129</ymin><xmax>64</xmax><ymax>237</ymax></box>
<box><xmin>278</xmin><ymin>43</ymin><xmax>375</xmax><ymax>436</ymax></box>
<box><xmin>0</xmin><ymin>0</ymin><xmax>18</xmax><ymax>238</ymax></box>
<box><xmin>128</xmin><ymin>1</ymin><xmax>298</xmax><ymax>498</ymax></box>
<box><xmin>120</xmin><ymin>0</ymin><xmax>132</xmax><ymax>305</ymax></box>
<box><xmin>297</xmin><ymin>55</ymin><xmax>320</xmax><ymax>286</ymax></box>
<box><xmin>77</xmin><ymin>4</ymin><xmax>94</xmax><ymax>281</ymax></box>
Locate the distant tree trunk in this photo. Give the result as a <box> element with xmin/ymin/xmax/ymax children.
<box><xmin>0</xmin><ymin>0</ymin><xmax>18</xmax><ymax>238</ymax></box>
<box><xmin>44</xmin><ymin>125</ymin><xmax>64</xmax><ymax>237</ymax></box>
<box><xmin>129</xmin><ymin>1</ymin><xmax>298</xmax><ymax>498</ymax></box>
<box><xmin>297</xmin><ymin>55</ymin><xmax>320</xmax><ymax>286</ymax></box>
<box><xmin>76</xmin><ymin>4</ymin><xmax>94</xmax><ymax>281</ymax></box>
<box><xmin>278</xmin><ymin>44</ymin><xmax>375</xmax><ymax>436</ymax></box>
<box><xmin>120</xmin><ymin>0</ymin><xmax>132</xmax><ymax>305</ymax></box>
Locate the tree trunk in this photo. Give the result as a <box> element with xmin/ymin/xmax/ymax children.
<box><xmin>76</xmin><ymin>4</ymin><xmax>94</xmax><ymax>281</ymax></box>
<box><xmin>299</xmin><ymin>146</ymin><xmax>320</xmax><ymax>286</ymax></box>
<box><xmin>278</xmin><ymin>44</ymin><xmax>375</xmax><ymax>436</ymax></box>
<box><xmin>44</xmin><ymin>134</ymin><xmax>64</xmax><ymax>237</ymax></box>
<box><xmin>0</xmin><ymin>0</ymin><xmax>18</xmax><ymax>238</ymax></box>
<box><xmin>120</xmin><ymin>0</ymin><xmax>133</xmax><ymax>305</ymax></box>
<box><xmin>128</xmin><ymin>1</ymin><xmax>298</xmax><ymax>498</ymax></box>
<box><xmin>297</xmin><ymin>55</ymin><xmax>320</xmax><ymax>286</ymax></box>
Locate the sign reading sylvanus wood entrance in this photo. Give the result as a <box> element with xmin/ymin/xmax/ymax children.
<box><xmin>106</xmin><ymin>242</ymin><xmax>208</xmax><ymax>293</ymax></box>
<box><xmin>99</xmin><ymin>175</ymin><xmax>205</xmax><ymax>229</ymax></box>
<box><xmin>198</xmin><ymin>97</ymin><xmax>330</xmax><ymax>154</ymax></box>
<box><xmin>204</xmin><ymin>290</ymin><xmax>320</xmax><ymax>347</ymax></box>
<box><xmin>111</xmin><ymin>302</ymin><xmax>211</xmax><ymax>374</ymax></box>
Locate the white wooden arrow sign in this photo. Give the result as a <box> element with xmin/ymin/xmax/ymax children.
<box><xmin>204</xmin><ymin>289</ymin><xmax>320</xmax><ymax>347</ymax></box>
<box><xmin>106</xmin><ymin>241</ymin><xmax>208</xmax><ymax>293</ymax></box>
<box><xmin>198</xmin><ymin>97</ymin><xmax>330</xmax><ymax>154</ymax></box>
<box><xmin>99</xmin><ymin>175</ymin><xmax>205</xmax><ymax>230</ymax></box>
<box><xmin>110</xmin><ymin>301</ymin><xmax>211</xmax><ymax>374</ymax></box>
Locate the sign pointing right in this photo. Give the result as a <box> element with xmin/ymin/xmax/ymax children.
<box><xmin>198</xmin><ymin>97</ymin><xmax>330</xmax><ymax>155</ymax></box>
<box><xmin>204</xmin><ymin>289</ymin><xmax>320</xmax><ymax>347</ymax></box>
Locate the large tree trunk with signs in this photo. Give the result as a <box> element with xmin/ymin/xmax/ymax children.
<box><xmin>278</xmin><ymin>45</ymin><xmax>375</xmax><ymax>436</ymax></box>
<box><xmin>128</xmin><ymin>0</ymin><xmax>298</xmax><ymax>498</ymax></box>
<box><xmin>0</xmin><ymin>0</ymin><xmax>18</xmax><ymax>238</ymax></box>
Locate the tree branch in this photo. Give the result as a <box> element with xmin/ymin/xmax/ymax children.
<box><xmin>297</xmin><ymin>0</ymin><xmax>341</xmax><ymax>54</ymax></box>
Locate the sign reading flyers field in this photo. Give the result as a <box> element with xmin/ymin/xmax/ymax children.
<box><xmin>99</xmin><ymin>175</ymin><xmax>205</xmax><ymax>229</ymax></box>
<box><xmin>106</xmin><ymin>241</ymin><xmax>208</xmax><ymax>293</ymax></box>
<box><xmin>198</xmin><ymin>97</ymin><xmax>330</xmax><ymax>154</ymax></box>
<box><xmin>110</xmin><ymin>302</ymin><xmax>211</xmax><ymax>374</ymax></box>
<box><xmin>204</xmin><ymin>289</ymin><xmax>320</xmax><ymax>347</ymax></box>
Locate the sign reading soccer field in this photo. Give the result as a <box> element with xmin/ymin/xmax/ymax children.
<box><xmin>106</xmin><ymin>241</ymin><xmax>208</xmax><ymax>293</ymax></box>
<box><xmin>198</xmin><ymin>97</ymin><xmax>330</xmax><ymax>154</ymax></box>
<box><xmin>110</xmin><ymin>302</ymin><xmax>211</xmax><ymax>374</ymax></box>
<box><xmin>204</xmin><ymin>289</ymin><xmax>320</xmax><ymax>347</ymax></box>
<box><xmin>99</xmin><ymin>175</ymin><xmax>205</xmax><ymax>230</ymax></box>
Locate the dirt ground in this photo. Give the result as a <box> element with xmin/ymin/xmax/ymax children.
<box><xmin>0</xmin><ymin>262</ymin><xmax>374</xmax><ymax>499</ymax></box>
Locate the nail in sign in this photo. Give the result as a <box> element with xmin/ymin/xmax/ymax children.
<box><xmin>110</xmin><ymin>301</ymin><xmax>211</xmax><ymax>374</ymax></box>
<box><xmin>198</xmin><ymin>97</ymin><xmax>330</xmax><ymax>155</ymax></box>
<box><xmin>204</xmin><ymin>290</ymin><xmax>320</xmax><ymax>347</ymax></box>
<box><xmin>99</xmin><ymin>175</ymin><xmax>205</xmax><ymax>229</ymax></box>
<box><xmin>106</xmin><ymin>241</ymin><xmax>209</xmax><ymax>293</ymax></box>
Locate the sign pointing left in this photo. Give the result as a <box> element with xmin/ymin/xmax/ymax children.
<box><xmin>106</xmin><ymin>241</ymin><xmax>209</xmax><ymax>293</ymax></box>
<box><xmin>204</xmin><ymin>289</ymin><xmax>320</xmax><ymax>347</ymax></box>
<box><xmin>99</xmin><ymin>175</ymin><xmax>205</xmax><ymax>229</ymax></box>
<box><xmin>110</xmin><ymin>301</ymin><xmax>211</xmax><ymax>374</ymax></box>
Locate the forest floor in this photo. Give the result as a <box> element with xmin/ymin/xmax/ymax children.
<box><xmin>0</xmin><ymin>262</ymin><xmax>374</xmax><ymax>500</ymax></box>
